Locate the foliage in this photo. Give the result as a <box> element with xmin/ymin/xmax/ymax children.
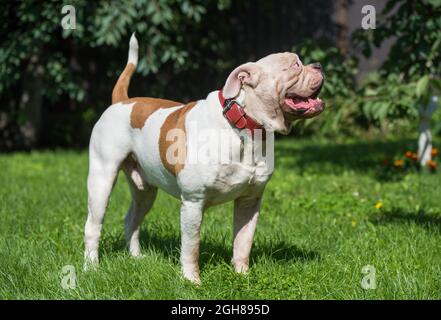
<box><xmin>294</xmin><ymin>0</ymin><xmax>441</xmax><ymax>137</ymax></box>
<box><xmin>0</xmin><ymin>0</ymin><xmax>233</xmax><ymax>149</ymax></box>
<box><xmin>1</xmin><ymin>0</ymin><xmax>441</xmax><ymax>149</ymax></box>
<box><xmin>352</xmin><ymin>0</ymin><xmax>441</xmax><ymax>124</ymax></box>
<box><xmin>357</xmin><ymin>73</ymin><xmax>419</xmax><ymax>125</ymax></box>
<box><xmin>0</xmin><ymin>0</ymin><xmax>225</xmax><ymax>98</ymax></box>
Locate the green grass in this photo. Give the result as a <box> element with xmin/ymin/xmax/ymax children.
<box><xmin>1</xmin><ymin>137</ymin><xmax>440</xmax><ymax>299</ymax></box>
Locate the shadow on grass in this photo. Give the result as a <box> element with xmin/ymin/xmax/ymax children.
<box><xmin>276</xmin><ymin>138</ymin><xmax>417</xmax><ymax>181</ymax></box>
<box><xmin>107</xmin><ymin>232</ymin><xmax>319</xmax><ymax>268</ymax></box>
<box><xmin>370</xmin><ymin>208</ymin><xmax>441</xmax><ymax>232</ymax></box>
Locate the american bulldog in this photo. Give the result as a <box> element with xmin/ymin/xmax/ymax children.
<box><xmin>84</xmin><ymin>34</ymin><xmax>324</xmax><ymax>284</ymax></box>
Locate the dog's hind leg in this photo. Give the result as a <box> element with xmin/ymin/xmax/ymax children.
<box><xmin>122</xmin><ymin>156</ymin><xmax>157</xmax><ymax>257</ymax></box>
<box><xmin>84</xmin><ymin>151</ymin><xmax>122</xmax><ymax>269</ymax></box>
<box><xmin>84</xmin><ymin>161</ymin><xmax>119</xmax><ymax>269</ymax></box>
<box><xmin>84</xmin><ymin>120</ymin><xmax>130</xmax><ymax>269</ymax></box>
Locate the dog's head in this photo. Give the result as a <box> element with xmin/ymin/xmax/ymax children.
<box><xmin>223</xmin><ymin>52</ymin><xmax>325</xmax><ymax>134</ymax></box>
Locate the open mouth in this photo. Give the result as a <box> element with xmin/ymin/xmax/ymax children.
<box><xmin>283</xmin><ymin>94</ymin><xmax>324</xmax><ymax>117</ymax></box>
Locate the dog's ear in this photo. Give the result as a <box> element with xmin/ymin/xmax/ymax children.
<box><xmin>223</xmin><ymin>62</ymin><xmax>261</xmax><ymax>99</ymax></box>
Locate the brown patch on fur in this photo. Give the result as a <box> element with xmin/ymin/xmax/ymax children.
<box><xmin>112</xmin><ymin>63</ymin><xmax>136</xmax><ymax>104</ymax></box>
<box><xmin>123</xmin><ymin>97</ymin><xmax>182</xmax><ymax>129</ymax></box>
<box><xmin>159</xmin><ymin>101</ymin><xmax>198</xmax><ymax>176</ymax></box>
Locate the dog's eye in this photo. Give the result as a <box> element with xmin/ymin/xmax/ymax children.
<box><xmin>285</xmin><ymin>61</ymin><xmax>301</xmax><ymax>72</ymax></box>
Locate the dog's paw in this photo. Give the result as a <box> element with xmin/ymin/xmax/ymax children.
<box><xmin>183</xmin><ymin>276</ymin><xmax>201</xmax><ymax>285</ymax></box>
<box><xmin>182</xmin><ymin>268</ymin><xmax>201</xmax><ymax>285</ymax></box>
<box><xmin>233</xmin><ymin>263</ymin><xmax>249</xmax><ymax>274</ymax></box>
<box><xmin>83</xmin><ymin>260</ymin><xmax>98</xmax><ymax>272</ymax></box>
<box><xmin>131</xmin><ymin>253</ymin><xmax>146</xmax><ymax>260</ymax></box>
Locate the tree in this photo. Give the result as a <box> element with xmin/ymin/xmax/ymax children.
<box><xmin>353</xmin><ymin>0</ymin><xmax>441</xmax><ymax>167</ymax></box>
<box><xmin>335</xmin><ymin>0</ymin><xmax>349</xmax><ymax>55</ymax></box>
<box><xmin>0</xmin><ymin>0</ymin><xmax>231</xmax><ymax>149</ymax></box>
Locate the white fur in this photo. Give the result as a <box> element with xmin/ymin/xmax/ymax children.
<box><xmin>134</xmin><ymin>104</ymin><xmax>184</xmax><ymax>197</ymax></box>
<box><xmin>84</xmin><ymin>36</ymin><xmax>326</xmax><ymax>284</ymax></box>
<box><xmin>128</xmin><ymin>33</ymin><xmax>138</xmax><ymax>66</ymax></box>
<box><xmin>84</xmin><ymin>92</ymin><xmax>272</xmax><ymax>282</ymax></box>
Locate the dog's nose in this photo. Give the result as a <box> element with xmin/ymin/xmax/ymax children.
<box><xmin>311</xmin><ymin>63</ymin><xmax>322</xmax><ymax>71</ymax></box>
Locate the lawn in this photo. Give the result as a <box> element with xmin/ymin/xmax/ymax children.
<box><xmin>0</xmin><ymin>136</ymin><xmax>440</xmax><ymax>299</ymax></box>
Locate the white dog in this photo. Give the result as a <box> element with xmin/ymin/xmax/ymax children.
<box><xmin>84</xmin><ymin>34</ymin><xmax>324</xmax><ymax>283</ymax></box>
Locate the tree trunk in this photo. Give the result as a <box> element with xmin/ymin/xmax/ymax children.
<box><xmin>418</xmin><ymin>95</ymin><xmax>439</xmax><ymax>167</ymax></box>
<box><xmin>335</xmin><ymin>0</ymin><xmax>349</xmax><ymax>56</ymax></box>
<box><xmin>19</xmin><ymin>55</ymin><xmax>44</xmax><ymax>148</ymax></box>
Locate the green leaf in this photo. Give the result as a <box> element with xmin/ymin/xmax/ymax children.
<box><xmin>427</xmin><ymin>0</ymin><xmax>441</xmax><ymax>7</ymax></box>
<box><xmin>430</xmin><ymin>78</ymin><xmax>441</xmax><ymax>94</ymax></box>
<box><xmin>377</xmin><ymin>102</ymin><xmax>391</xmax><ymax>121</ymax></box>
<box><xmin>416</xmin><ymin>75</ymin><xmax>430</xmax><ymax>98</ymax></box>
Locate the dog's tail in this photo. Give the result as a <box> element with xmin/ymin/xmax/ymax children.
<box><xmin>111</xmin><ymin>33</ymin><xmax>139</xmax><ymax>104</ymax></box>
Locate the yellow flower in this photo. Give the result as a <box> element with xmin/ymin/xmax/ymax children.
<box><xmin>375</xmin><ymin>201</ymin><xmax>383</xmax><ymax>209</ymax></box>
<box><xmin>351</xmin><ymin>220</ymin><xmax>357</xmax><ymax>227</ymax></box>
<box><xmin>394</xmin><ymin>159</ymin><xmax>404</xmax><ymax>167</ymax></box>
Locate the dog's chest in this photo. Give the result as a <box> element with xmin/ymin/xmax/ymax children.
<box><xmin>204</xmin><ymin>162</ymin><xmax>271</xmax><ymax>205</ymax></box>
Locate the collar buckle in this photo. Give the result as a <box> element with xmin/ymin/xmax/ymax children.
<box><xmin>222</xmin><ymin>99</ymin><xmax>235</xmax><ymax>116</ymax></box>
<box><xmin>218</xmin><ymin>89</ymin><xmax>264</xmax><ymax>135</ymax></box>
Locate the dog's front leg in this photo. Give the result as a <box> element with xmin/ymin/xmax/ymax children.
<box><xmin>180</xmin><ymin>199</ymin><xmax>204</xmax><ymax>284</ymax></box>
<box><xmin>232</xmin><ymin>196</ymin><xmax>262</xmax><ymax>274</ymax></box>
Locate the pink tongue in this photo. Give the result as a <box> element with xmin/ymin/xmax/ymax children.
<box><xmin>285</xmin><ymin>97</ymin><xmax>315</xmax><ymax>110</ymax></box>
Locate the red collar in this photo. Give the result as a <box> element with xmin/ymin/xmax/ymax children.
<box><xmin>218</xmin><ymin>90</ymin><xmax>264</xmax><ymax>134</ymax></box>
